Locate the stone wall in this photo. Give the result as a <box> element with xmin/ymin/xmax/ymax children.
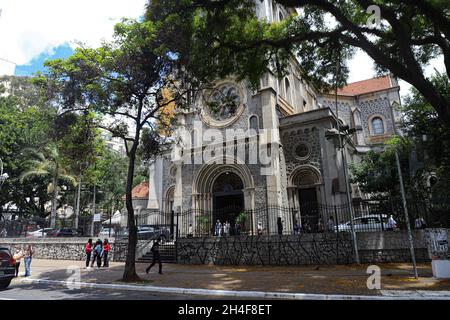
<box><xmin>0</xmin><ymin>238</ymin><xmax>152</xmax><ymax>262</ymax></box>
<box><xmin>357</xmin><ymin>230</ymin><xmax>431</xmax><ymax>263</ymax></box>
<box><xmin>176</xmin><ymin>233</ymin><xmax>354</xmax><ymax>265</ymax></box>
<box><xmin>176</xmin><ymin>229</ymin><xmax>450</xmax><ymax>266</ymax></box>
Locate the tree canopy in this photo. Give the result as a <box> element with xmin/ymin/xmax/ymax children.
<box><xmin>146</xmin><ymin>0</ymin><xmax>450</xmax><ymax>125</ymax></box>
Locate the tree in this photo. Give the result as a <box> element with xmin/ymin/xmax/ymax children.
<box><xmin>57</xmin><ymin>112</ymin><xmax>103</xmax><ymax>229</ymax></box>
<box><xmin>401</xmin><ymin>73</ymin><xmax>450</xmax><ymax>197</ymax></box>
<box><xmin>34</xmin><ymin>19</ymin><xmax>197</xmax><ymax>281</ymax></box>
<box><xmin>20</xmin><ymin>144</ymin><xmax>77</xmax><ymax>228</ymax></box>
<box><xmin>0</xmin><ymin>85</ymin><xmax>54</xmax><ymax>220</ymax></box>
<box><xmin>147</xmin><ymin>0</ymin><xmax>450</xmax><ymax>125</ymax></box>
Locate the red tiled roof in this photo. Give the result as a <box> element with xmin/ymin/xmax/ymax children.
<box><xmin>122</xmin><ymin>181</ymin><xmax>149</xmax><ymax>200</ymax></box>
<box><xmin>337</xmin><ymin>75</ymin><xmax>394</xmax><ymax>96</ymax></box>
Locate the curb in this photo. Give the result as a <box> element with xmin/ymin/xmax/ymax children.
<box><xmin>20</xmin><ymin>278</ymin><xmax>450</xmax><ymax>300</ymax></box>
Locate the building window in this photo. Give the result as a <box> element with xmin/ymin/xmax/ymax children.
<box><xmin>371</xmin><ymin>117</ymin><xmax>385</xmax><ymax>135</ymax></box>
<box><xmin>278</xmin><ymin>11</ymin><xmax>284</xmax><ymax>21</ymax></box>
<box><xmin>284</xmin><ymin>78</ymin><xmax>291</xmax><ymax>105</ymax></box>
<box><xmin>249</xmin><ymin>115</ymin><xmax>259</xmax><ymax>133</ymax></box>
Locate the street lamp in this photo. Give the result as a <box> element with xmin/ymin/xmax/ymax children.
<box><xmin>328</xmin><ymin>44</ymin><xmax>360</xmax><ymax>264</ymax></box>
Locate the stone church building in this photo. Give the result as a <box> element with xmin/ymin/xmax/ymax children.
<box><xmin>141</xmin><ymin>1</ymin><xmax>402</xmax><ymax>234</ymax></box>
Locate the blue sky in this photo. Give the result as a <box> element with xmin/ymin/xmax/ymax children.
<box><xmin>14</xmin><ymin>44</ymin><xmax>74</xmax><ymax>76</ymax></box>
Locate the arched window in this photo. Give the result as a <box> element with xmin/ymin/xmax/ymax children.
<box><xmin>278</xmin><ymin>10</ymin><xmax>284</xmax><ymax>21</ymax></box>
<box><xmin>371</xmin><ymin>117</ymin><xmax>385</xmax><ymax>135</ymax></box>
<box><xmin>249</xmin><ymin>115</ymin><xmax>259</xmax><ymax>133</ymax></box>
<box><xmin>284</xmin><ymin>78</ymin><xmax>291</xmax><ymax>104</ymax></box>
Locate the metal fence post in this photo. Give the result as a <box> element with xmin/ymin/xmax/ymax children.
<box><xmin>334</xmin><ymin>205</ymin><xmax>339</xmax><ymax>264</ymax></box>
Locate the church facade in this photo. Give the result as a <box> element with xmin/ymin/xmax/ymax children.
<box><xmin>143</xmin><ymin>1</ymin><xmax>402</xmax><ymax>235</ymax></box>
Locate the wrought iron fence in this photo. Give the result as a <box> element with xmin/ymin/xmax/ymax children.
<box><xmin>175</xmin><ymin>200</ymin><xmax>445</xmax><ymax>238</ymax></box>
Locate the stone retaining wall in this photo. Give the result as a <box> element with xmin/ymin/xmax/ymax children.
<box><xmin>357</xmin><ymin>230</ymin><xmax>430</xmax><ymax>263</ymax></box>
<box><xmin>176</xmin><ymin>233</ymin><xmax>354</xmax><ymax>265</ymax></box>
<box><xmin>0</xmin><ymin>238</ymin><xmax>152</xmax><ymax>262</ymax></box>
<box><xmin>176</xmin><ymin>229</ymin><xmax>450</xmax><ymax>265</ymax></box>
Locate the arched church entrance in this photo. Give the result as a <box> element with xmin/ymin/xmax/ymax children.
<box><xmin>192</xmin><ymin>161</ymin><xmax>255</xmax><ymax>235</ymax></box>
<box><xmin>288</xmin><ymin>165</ymin><xmax>323</xmax><ymax>231</ymax></box>
<box><xmin>212</xmin><ymin>172</ymin><xmax>245</xmax><ymax>229</ymax></box>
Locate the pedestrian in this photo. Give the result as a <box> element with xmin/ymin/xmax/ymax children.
<box><xmin>235</xmin><ymin>222</ymin><xmax>241</xmax><ymax>236</ymax></box>
<box><xmin>188</xmin><ymin>224</ymin><xmax>193</xmax><ymax>238</ymax></box>
<box><xmin>293</xmin><ymin>221</ymin><xmax>300</xmax><ymax>235</ymax></box>
<box><xmin>103</xmin><ymin>239</ymin><xmax>111</xmax><ymax>267</ymax></box>
<box><xmin>85</xmin><ymin>239</ymin><xmax>93</xmax><ymax>268</ymax></box>
<box><xmin>91</xmin><ymin>239</ymin><xmax>103</xmax><ymax>268</ymax></box>
<box><xmin>387</xmin><ymin>215</ymin><xmax>397</xmax><ymax>231</ymax></box>
<box><xmin>23</xmin><ymin>244</ymin><xmax>34</xmax><ymax>277</ymax></box>
<box><xmin>215</xmin><ymin>219</ymin><xmax>222</xmax><ymax>237</ymax></box>
<box><xmin>415</xmin><ymin>217</ymin><xmax>427</xmax><ymax>229</ymax></box>
<box><xmin>317</xmin><ymin>218</ymin><xmax>325</xmax><ymax>233</ymax></box>
<box><xmin>277</xmin><ymin>217</ymin><xmax>283</xmax><ymax>235</ymax></box>
<box><xmin>224</xmin><ymin>221</ymin><xmax>230</xmax><ymax>236</ymax></box>
<box><xmin>13</xmin><ymin>246</ymin><xmax>24</xmax><ymax>277</ymax></box>
<box><xmin>146</xmin><ymin>239</ymin><xmax>162</xmax><ymax>274</ymax></box>
<box><xmin>257</xmin><ymin>221</ymin><xmax>263</xmax><ymax>235</ymax></box>
<box><xmin>327</xmin><ymin>216</ymin><xmax>335</xmax><ymax>232</ymax></box>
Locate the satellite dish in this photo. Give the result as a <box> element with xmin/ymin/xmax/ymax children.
<box><xmin>57</xmin><ymin>206</ymin><xmax>74</xmax><ymax>218</ymax></box>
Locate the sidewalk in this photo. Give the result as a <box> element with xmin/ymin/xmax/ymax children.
<box><xmin>12</xmin><ymin>259</ymin><xmax>450</xmax><ymax>297</ymax></box>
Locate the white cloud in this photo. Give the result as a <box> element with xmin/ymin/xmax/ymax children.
<box><xmin>0</xmin><ymin>0</ymin><xmax>147</xmax><ymax>66</ymax></box>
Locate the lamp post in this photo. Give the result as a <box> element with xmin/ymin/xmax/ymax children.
<box><xmin>326</xmin><ymin>45</ymin><xmax>360</xmax><ymax>264</ymax></box>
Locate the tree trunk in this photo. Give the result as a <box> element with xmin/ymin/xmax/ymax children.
<box><xmin>122</xmin><ymin>141</ymin><xmax>140</xmax><ymax>282</ymax></box>
<box><xmin>50</xmin><ymin>175</ymin><xmax>58</xmax><ymax>229</ymax></box>
<box><xmin>74</xmin><ymin>174</ymin><xmax>82</xmax><ymax>230</ymax></box>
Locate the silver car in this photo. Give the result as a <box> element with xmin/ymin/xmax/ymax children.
<box><xmin>335</xmin><ymin>214</ymin><xmax>389</xmax><ymax>232</ymax></box>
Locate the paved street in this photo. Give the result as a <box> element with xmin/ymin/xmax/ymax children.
<box><xmin>0</xmin><ymin>281</ymin><xmax>248</xmax><ymax>300</ymax></box>
<box><xmin>0</xmin><ymin>259</ymin><xmax>449</xmax><ymax>299</ymax></box>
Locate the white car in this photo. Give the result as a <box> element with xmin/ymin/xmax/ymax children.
<box><xmin>335</xmin><ymin>214</ymin><xmax>390</xmax><ymax>233</ymax></box>
<box><xmin>26</xmin><ymin>228</ymin><xmax>54</xmax><ymax>238</ymax></box>
<box><xmin>98</xmin><ymin>228</ymin><xmax>115</xmax><ymax>238</ymax></box>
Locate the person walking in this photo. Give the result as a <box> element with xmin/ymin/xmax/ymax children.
<box><xmin>91</xmin><ymin>239</ymin><xmax>103</xmax><ymax>268</ymax></box>
<box><xmin>224</xmin><ymin>221</ymin><xmax>230</xmax><ymax>236</ymax></box>
<box><xmin>23</xmin><ymin>244</ymin><xmax>34</xmax><ymax>277</ymax></box>
<box><xmin>327</xmin><ymin>216</ymin><xmax>335</xmax><ymax>232</ymax></box>
<box><xmin>103</xmin><ymin>239</ymin><xmax>111</xmax><ymax>267</ymax></box>
<box><xmin>13</xmin><ymin>247</ymin><xmax>24</xmax><ymax>277</ymax></box>
<box><xmin>387</xmin><ymin>215</ymin><xmax>397</xmax><ymax>231</ymax></box>
<box><xmin>94</xmin><ymin>240</ymin><xmax>103</xmax><ymax>268</ymax></box>
<box><xmin>215</xmin><ymin>220</ymin><xmax>222</xmax><ymax>237</ymax></box>
<box><xmin>415</xmin><ymin>217</ymin><xmax>427</xmax><ymax>229</ymax></box>
<box><xmin>293</xmin><ymin>221</ymin><xmax>300</xmax><ymax>235</ymax></box>
<box><xmin>277</xmin><ymin>217</ymin><xmax>283</xmax><ymax>235</ymax></box>
<box><xmin>85</xmin><ymin>239</ymin><xmax>93</xmax><ymax>268</ymax></box>
<box><xmin>145</xmin><ymin>239</ymin><xmax>162</xmax><ymax>274</ymax></box>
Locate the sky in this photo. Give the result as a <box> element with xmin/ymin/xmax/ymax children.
<box><xmin>0</xmin><ymin>0</ymin><xmax>446</xmax><ymax>99</ymax></box>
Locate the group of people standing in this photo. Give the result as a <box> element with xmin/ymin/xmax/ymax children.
<box><xmin>84</xmin><ymin>238</ymin><xmax>110</xmax><ymax>268</ymax></box>
<box><xmin>13</xmin><ymin>244</ymin><xmax>34</xmax><ymax>277</ymax></box>
<box><xmin>214</xmin><ymin>220</ymin><xmax>233</xmax><ymax>236</ymax></box>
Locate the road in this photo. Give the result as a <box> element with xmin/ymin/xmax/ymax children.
<box><xmin>0</xmin><ymin>282</ymin><xmax>228</xmax><ymax>300</ymax></box>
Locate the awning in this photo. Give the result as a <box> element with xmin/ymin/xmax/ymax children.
<box><xmin>102</xmin><ymin>211</ymin><xmax>122</xmax><ymax>225</ymax></box>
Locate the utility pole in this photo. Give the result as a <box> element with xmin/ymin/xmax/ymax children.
<box><xmin>389</xmin><ymin>96</ymin><xmax>418</xmax><ymax>278</ymax></box>
<box><xmin>395</xmin><ymin>151</ymin><xmax>418</xmax><ymax>278</ymax></box>
<box><xmin>90</xmin><ymin>185</ymin><xmax>96</xmax><ymax>237</ymax></box>
<box><xmin>74</xmin><ymin>175</ymin><xmax>82</xmax><ymax>230</ymax></box>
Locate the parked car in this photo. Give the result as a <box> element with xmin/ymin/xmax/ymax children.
<box><xmin>98</xmin><ymin>227</ymin><xmax>115</xmax><ymax>238</ymax></box>
<box><xmin>0</xmin><ymin>247</ymin><xmax>16</xmax><ymax>289</ymax></box>
<box><xmin>137</xmin><ymin>225</ymin><xmax>171</xmax><ymax>240</ymax></box>
<box><xmin>335</xmin><ymin>214</ymin><xmax>389</xmax><ymax>233</ymax></box>
<box><xmin>26</xmin><ymin>228</ymin><xmax>54</xmax><ymax>238</ymax></box>
<box><xmin>46</xmin><ymin>228</ymin><xmax>80</xmax><ymax>237</ymax></box>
